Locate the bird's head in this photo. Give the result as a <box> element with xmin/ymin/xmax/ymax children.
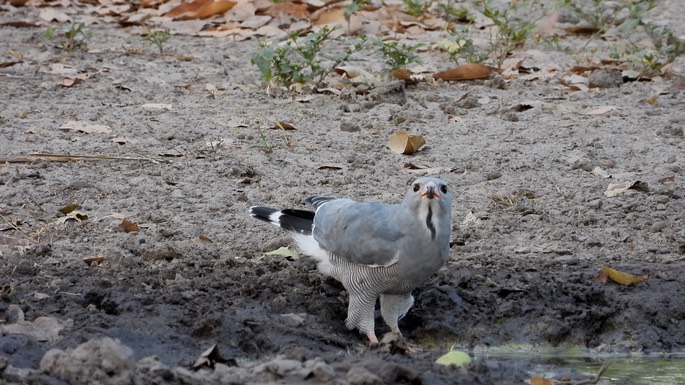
<box><xmin>403</xmin><ymin>177</ymin><xmax>452</xmax><ymax>214</ymax></box>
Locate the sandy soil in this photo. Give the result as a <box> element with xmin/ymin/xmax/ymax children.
<box><xmin>1</xmin><ymin>2</ymin><xmax>685</xmax><ymax>384</ymax></box>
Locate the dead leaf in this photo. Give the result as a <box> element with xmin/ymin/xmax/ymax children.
<box><xmin>525</xmin><ymin>378</ymin><xmax>555</xmax><ymax>385</ymax></box>
<box><xmin>388</xmin><ymin>131</ymin><xmax>426</xmax><ymax>155</ymax></box>
<box><xmin>141</xmin><ymin>103</ymin><xmax>172</xmax><ymax>110</ymax></box>
<box><xmin>584</xmin><ymin>106</ymin><xmax>616</xmax><ymax>115</ymax></box>
<box><xmin>165</xmin><ymin>0</ymin><xmax>211</xmax><ymax>18</ymax></box>
<box><xmin>571</xmin><ymin>65</ymin><xmax>600</xmax><ymax>74</ymax></box>
<box><xmin>0</xmin><ymin>61</ymin><xmax>23</xmax><ymax>68</ymax></box>
<box><xmin>199</xmin><ymin>234</ymin><xmax>213</xmax><ymax>243</ymax></box>
<box><xmin>59</xmin><ymin>203</ymin><xmax>81</xmax><ymax>215</ymax></box>
<box><xmin>604</xmin><ymin>180</ymin><xmax>648</xmax><ymax>197</ymax></box>
<box><xmin>390</xmin><ymin>68</ymin><xmax>426</xmax><ymax>85</ymax></box>
<box><xmin>317</xmin><ymin>163</ymin><xmax>344</xmax><ymax>170</ymax></box>
<box><xmin>403</xmin><ymin>162</ymin><xmax>429</xmax><ymax>170</ymax></box>
<box><xmin>434</xmin><ymin>64</ymin><xmax>501</xmax><ymax>81</ymax></box>
<box><xmin>60</xmin><ymin>121</ymin><xmax>111</xmax><ymax>134</ymax></box>
<box><xmin>264</xmin><ymin>2</ymin><xmax>309</xmax><ymax>20</ymax></box>
<box><xmin>272</xmin><ymin>120</ymin><xmax>296</xmax><ymax>130</ymax></box>
<box><xmin>194</xmin><ymin>1</ymin><xmax>236</xmax><ymax>19</ymax></box>
<box><xmin>263</xmin><ymin>246</ymin><xmax>300</xmax><ymax>260</ymax></box>
<box><xmin>39</xmin><ymin>8</ymin><xmax>71</xmax><ymax>23</ymax></box>
<box><xmin>565</xmin><ymin>25</ymin><xmax>600</xmax><ymax>35</ymax></box>
<box><xmin>60</xmin><ymin>78</ymin><xmax>82</xmax><ymax>87</ymax></box>
<box><xmin>313</xmin><ymin>6</ymin><xmax>344</xmax><ymax>25</ymax></box>
<box><xmin>83</xmin><ymin>255</ymin><xmax>105</xmax><ymax>266</ymax></box>
<box><xmin>599</xmin><ymin>266</ymin><xmax>647</xmax><ymax>286</ymax></box>
<box><xmin>658</xmin><ymin>175</ymin><xmax>675</xmax><ymax>184</ymax></box>
<box><xmin>118</xmin><ymin>218</ymin><xmax>140</xmax><ymax>233</ymax></box>
<box><xmin>192</xmin><ymin>344</ymin><xmax>236</xmax><ymax>370</ymax></box>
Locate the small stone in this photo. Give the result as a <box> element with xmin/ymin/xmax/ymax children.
<box><xmin>588</xmin><ymin>69</ymin><xmax>623</xmax><ymax>88</ymax></box>
<box><xmin>340</xmin><ymin>120</ymin><xmax>360</xmax><ymax>132</ymax></box>
<box><xmin>7</xmin><ymin>304</ymin><xmax>24</xmax><ymax>323</ymax></box>
<box><xmin>485</xmin><ymin>171</ymin><xmax>502</xmax><ymax>181</ymax></box>
<box><xmin>651</xmin><ymin>222</ymin><xmax>667</xmax><ymax>232</ymax></box>
<box><xmin>456</xmin><ymin>94</ymin><xmax>480</xmax><ymax>109</ymax></box>
<box><xmin>347</xmin><ymin>366</ymin><xmax>383</xmax><ymax>385</ymax></box>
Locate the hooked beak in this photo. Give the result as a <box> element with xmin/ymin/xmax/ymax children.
<box><xmin>421</xmin><ymin>182</ymin><xmax>439</xmax><ymax>200</ymax></box>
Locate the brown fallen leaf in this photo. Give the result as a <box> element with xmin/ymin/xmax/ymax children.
<box><xmin>388</xmin><ymin>131</ymin><xmax>426</xmax><ymax>155</ymax></box>
<box><xmin>599</xmin><ymin>266</ymin><xmax>647</xmax><ymax>286</ymax></box>
<box><xmin>403</xmin><ymin>162</ymin><xmax>428</xmax><ymax>170</ymax></box>
<box><xmin>118</xmin><ymin>218</ymin><xmax>140</xmax><ymax>233</ymax></box>
<box><xmin>0</xmin><ymin>61</ymin><xmax>23</xmax><ymax>68</ymax></box>
<box><xmin>272</xmin><ymin>120</ymin><xmax>296</xmax><ymax>130</ymax></box>
<box><xmin>570</xmin><ymin>65</ymin><xmax>600</xmax><ymax>74</ymax></box>
<box><xmin>264</xmin><ymin>2</ymin><xmax>309</xmax><ymax>20</ymax></box>
<box><xmin>524</xmin><ymin>377</ymin><xmax>555</xmax><ymax>385</ymax></box>
<box><xmin>59</xmin><ymin>203</ymin><xmax>81</xmax><ymax>215</ymax></box>
<box><xmin>165</xmin><ymin>0</ymin><xmax>212</xmax><ymax>18</ymax></box>
<box><xmin>194</xmin><ymin>1</ymin><xmax>236</xmax><ymax>19</ymax></box>
<box><xmin>199</xmin><ymin>234</ymin><xmax>213</xmax><ymax>243</ymax></box>
<box><xmin>434</xmin><ymin>64</ymin><xmax>501</xmax><ymax>81</ymax></box>
<box><xmin>83</xmin><ymin>255</ymin><xmax>105</xmax><ymax>266</ymax></box>
<box><xmin>390</xmin><ymin>68</ymin><xmax>426</xmax><ymax>85</ymax></box>
<box><xmin>60</xmin><ymin>78</ymin><xmax>82</xmax><ymax>87</ymax></box>
<box><xmin>565</xmin><ymin>25</ymin><xmax>601</xmax><ymax>35</ymax></box>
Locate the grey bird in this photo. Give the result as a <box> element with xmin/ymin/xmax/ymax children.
<box><xmin>249</xmin><ymin>177</ymin><xmax>452</xmax><ymax>345</ymax></box>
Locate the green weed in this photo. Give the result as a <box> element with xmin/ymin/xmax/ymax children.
<box><xmin>143</xmin><ymin>27</ymin><xmax>171</xmax><ymax>55</ymax></box>
<box><xmin>479</xmin><ymin>0</ymin><xmax>538</xmax><ymax>67</ymax></box>
<box><xmin>403</xmin><ymin>0</ymin><xmax>431</xmax><ymax>17</ymax></box>
<box><xmin>375</xmin><ymin>40</ymin><xmax>422</xmax><ymax>70</ymax></box>
<box><xmin>44</xmin><ymin>21</ymin><xmax>90</xmax><ymax>51</ymax></box>
<box><xmin>251</xmin><ymin>26</ymin><xmax>366</xmax><ymax>88</ymax></box>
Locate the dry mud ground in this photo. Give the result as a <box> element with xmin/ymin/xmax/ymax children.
<box><xmin>1</xmin><ymin>4</ymin><xmax>685</xmax><ymax>385</ymax></box>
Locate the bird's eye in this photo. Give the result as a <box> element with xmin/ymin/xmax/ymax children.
<box><xmin>440</xmin><ymin>185</ymin><xmax>448</xmax><ymax>194</ymax></box>
<box><xmin>413</xmin><ymin>183</ymin><xmax>420</xmax><ymax>192</ymax></box>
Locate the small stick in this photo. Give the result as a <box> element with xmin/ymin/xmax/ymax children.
<box><xmin>0</xmin><ymin>153</ymin><xmax>163</xmax><ymax>164</ymax></box>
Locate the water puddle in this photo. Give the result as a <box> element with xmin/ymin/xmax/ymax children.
<box><xmin>477</xmin><ymin>349</ymin><xmax>685</xmax><ymax>384</ymax></box>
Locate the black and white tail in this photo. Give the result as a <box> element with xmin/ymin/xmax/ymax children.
<box><xmin>249</xmin><ymin>206</ymin><xmax>315</xmax><ymax>235</ymax></box>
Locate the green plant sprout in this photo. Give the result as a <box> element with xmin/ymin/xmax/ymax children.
<box><xmin>375</xmin><ymin>40</ymin><xmax>422</xmax><ymax>70</ymax></box>
<box><xmin>251</xmin><ymin>26</ymin><xmax>366</xmax><ymax>88</ymax></box>
<box><xmin>44</xmin><ymin>21</ymin><xmax>90</xmax><ymax>51</ymax></box>
<box><xmin>143</xmin><ymin>27</ymin><xmax>171</xmax><ymax>55</ymax></box>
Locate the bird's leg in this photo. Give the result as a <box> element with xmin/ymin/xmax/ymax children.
<box><xmin>380</xmin><ymin>293</ymin><xmax>414</xmax><ymax>336</ymax></box>
<box><xmin>345</xmin><ymin>294</ymin><xmax>378</xmax><ymax>347</ymax></box>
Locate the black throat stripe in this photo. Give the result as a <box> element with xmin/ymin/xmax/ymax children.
<box><xmin>426</xmin><ymin>205</ymin><xmax>436</xmax><ymax>240</ymax></box>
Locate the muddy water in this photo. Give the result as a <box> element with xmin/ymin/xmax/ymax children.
<box><xmin>481</xmin><ymin>351</ymin><xmax>685</xmax><ymax>385</ymax></box>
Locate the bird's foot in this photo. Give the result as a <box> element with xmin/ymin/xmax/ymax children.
<box><xmin>367</xmin><ymin>332</ymin><xmax>379</xmax><ymax>349</ymax></box>
<box><xmin>388</xmin><ymin>327</ymin><xmax>420</xmax><ymax>353</ymax></box>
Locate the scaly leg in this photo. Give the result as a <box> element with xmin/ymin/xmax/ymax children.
<box><xmin>345</xmin><ymin>294</ymin><xmax>379</xmax><ymax>346</ymax></box>
<box><xmin>380</xmin><ymin>293</ymin><xmax>414</xmax><ymax>335</ymax></box>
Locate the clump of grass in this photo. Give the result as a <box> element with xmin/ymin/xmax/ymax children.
<box><xmin>375</xmin><ymin>40</ymin><xmax>422</xmax><ymax>70</ymax></box>
<box><xmin>44</xmin><ymin>21</ymin><xmax>90</xmax><ymax>51</ymax></box>
<box><xmin>478</xmin><ymin>0</ymin><xmax>539</xmax><ymax>67</ymax></box>
<box><xmin>251</xmin><ymin>26</ymin><xmax>366</xmax><ymax>88</ymax></box>
<box><xmin>142</xmin><ymin>27</ymin><xmax>171</xmax><ymax>55</ymax></box>
<box><xmin>402</xmin><ymin>0</ymin><xmax>431</xmax><ymax>17</ymax></box>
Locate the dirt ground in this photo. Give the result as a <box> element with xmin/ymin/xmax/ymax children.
<box><xmin>1</xmin><ymin>1</ymin><xmax>685</xmax><ymax>384</ymax></box>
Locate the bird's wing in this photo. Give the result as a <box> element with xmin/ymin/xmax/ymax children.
<box><xmin>310</xmin><ymin>198</ymin><xmax>404</xmax><ymax>267</ymax></box>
